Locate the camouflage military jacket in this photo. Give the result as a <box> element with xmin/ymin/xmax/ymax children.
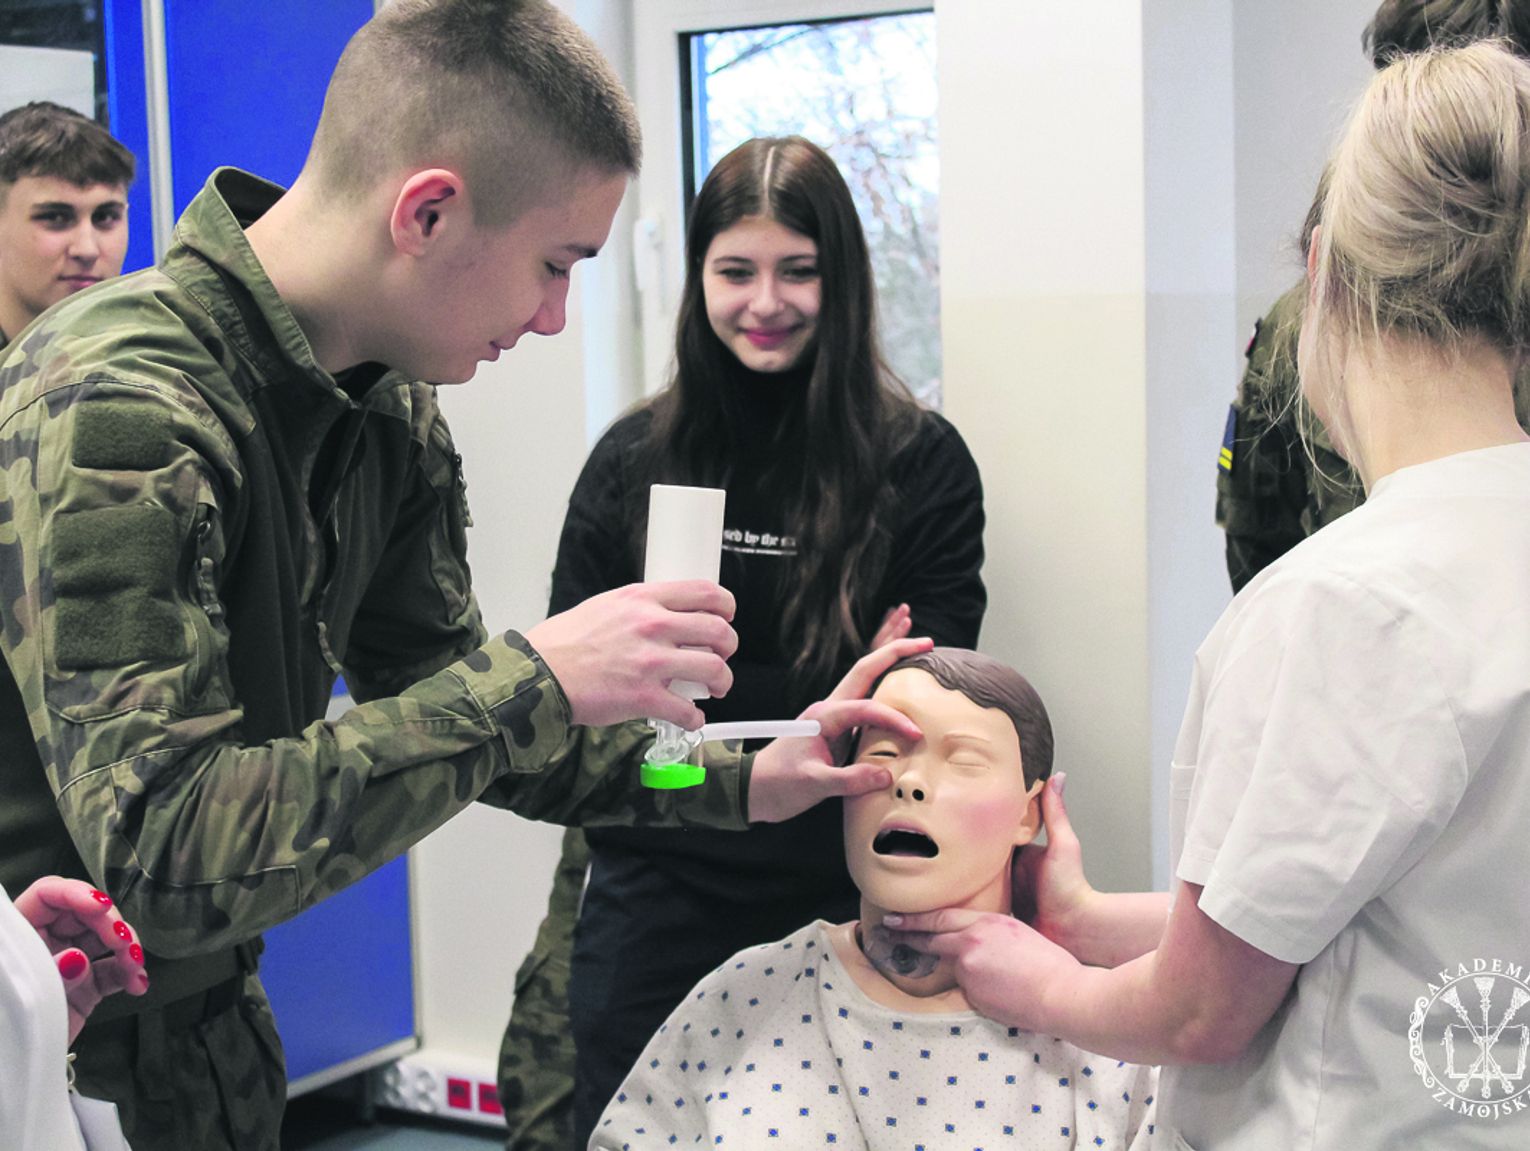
<box><xmin>0</xmin><ymin>169</ymin><xmax>748</xmax><ymax>984</ymax></box>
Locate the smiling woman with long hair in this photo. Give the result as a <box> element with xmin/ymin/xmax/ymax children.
<box><xmin>496</xmin><ymin>135</ymin><xmax>987</xmax><ymax>1149</ymax></box>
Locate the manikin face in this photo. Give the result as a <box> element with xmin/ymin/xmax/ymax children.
<box><xmin>0</xmin><ymin>175</ymin><xmax>128</xmax><ymax>336</ymax></box>
<box><xmin>702</xmin><ymin>215</ymin><xmax>821</xmax><ymax>373</ymax></box>
<box><xmin>845</xmin><ymin>668</ymin><xmax>1042</xmax><ymax>917</ymax></box>
<box><xmin>393</xmin><ymin>168</ymin><xmax>628</xmax><ymax>385</ymax></box>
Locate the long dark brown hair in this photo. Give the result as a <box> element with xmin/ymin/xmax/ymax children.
<box><xmin>637</xmin><ymin>136</ymin><xmax>921</xmax><ymax>692</ymax></box>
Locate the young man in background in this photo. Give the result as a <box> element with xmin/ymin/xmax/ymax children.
<box><xmin>0</xmin><ymin>100</ymin><xmax>134</xmax><ymax>348</ymax></box>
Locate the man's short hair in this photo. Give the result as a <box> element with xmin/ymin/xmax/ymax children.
<box><xmin>0</xmin><ymin>101</ymin><xmax>135</xmax><ymax>193</ymax></box>
<box><xmin>308</xmin><ymin>0</ymin><xmax>641</xmax><ymax>226</ymax></box>
<box><xmin>878</xmin><ymin>648</ymin><xmax>1055</xmax><ymax>789</ymax></box>
<box><xmin>1364</xmin><ymin>0</ymin><xmax>1530</xmax><ymax>67</ymax></box>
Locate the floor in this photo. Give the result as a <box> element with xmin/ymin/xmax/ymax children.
<box><xmin>282</xmin><ymin>1087</ymin><xmax>504</xmax><ymax>1151</ymax></box>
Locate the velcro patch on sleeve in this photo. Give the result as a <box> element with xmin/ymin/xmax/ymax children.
<box><xmin>71</xmin><ymin>401</ymin><xmax>171</xmax><ymax>470</ymax></box>
<box><xmin>52</xmin><ymin>506</ymin><xmax>187</xmax><ymax>667</ymax></box>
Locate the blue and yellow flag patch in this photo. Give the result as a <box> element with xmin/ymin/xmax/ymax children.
<box><xmin>1219</xmin><ymin>404</ymin><xmax>1236</xmax><ymax>473</ymax></box>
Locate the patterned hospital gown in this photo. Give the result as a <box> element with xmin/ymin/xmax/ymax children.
<box><xmin>590</xmin><ymin>920</ymin><xmax>1156</xmax><ymax>1150</ymax></box>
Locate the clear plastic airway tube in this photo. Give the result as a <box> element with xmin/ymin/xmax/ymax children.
<box><xmin>699</xmin><ymin>720</ymin><xmax>821</xmax><ymax>742</ymax></box>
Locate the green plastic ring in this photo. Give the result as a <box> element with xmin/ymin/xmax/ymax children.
<box><xmin>641</xmin><ymin>761</ymin><xmax>707</xmax><ymax>789</ymax></box>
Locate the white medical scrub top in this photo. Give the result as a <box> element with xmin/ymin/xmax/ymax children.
<box><xmin>0</xmin><ymin>882</ymin><xmax>88</xmax><ymax>1151</ymax></box>
<box><xmin>1160</xmin><ymin>443</ymin><xmax>1530</xmax><ymax>1150</ymax></box>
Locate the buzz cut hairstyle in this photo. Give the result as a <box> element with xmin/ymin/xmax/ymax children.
<box><xmin>0</xmin><ymin>101</ymin><xmax>135</xmax><ymax>194</ymax></box>
<box><xmin>875</xmin><ymin>647</ymin><xmax>1055</xmax><ymax>789</ymax></box>
<box><xmin>308</xmin><ymin>0</ymin><xmax>641</xmax><ymax>226</ymax></box>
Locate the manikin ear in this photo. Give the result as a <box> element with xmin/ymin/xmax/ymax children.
<box><xmin>1013</xmin><ymin>777</ymin><xmax>1047</xmax><ymax>848</ymax></box>
<box><xmin>389</xmin><ymin>169</ymin><xmax>467</xmax><ymax>257</ymax></box>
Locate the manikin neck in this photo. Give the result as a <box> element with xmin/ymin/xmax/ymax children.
<box><xmin>828</xmin><ymin>868</ymin><xmax>1012</xmax><ymax>1014</ymax></box>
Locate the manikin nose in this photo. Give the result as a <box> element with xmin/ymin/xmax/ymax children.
<box><xmin>894</xmin><ymin>785</ymin><xmax>926</xmax><ymax>802</ymax></box>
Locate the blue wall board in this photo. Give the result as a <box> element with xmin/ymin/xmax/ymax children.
<box><xmin>163</xmin><ymin>0</ymin><xmax>374</xmax><ymax>211</ymax></box>
<box><xmin>102</xmin><ymin>0</ymin><xmax>155</xmax><ymax>274</ymax></box>
<box><xmin>260</xmin><ymin>855</ymin><xmax>416</xmax><ymax>1083</ymax></box>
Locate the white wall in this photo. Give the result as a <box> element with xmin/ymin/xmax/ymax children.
<box><xmin>1143</xmin><ymin>0</ymin><xmax>1237</xmax><ymax>888</ymax></box>
<box><xmin>940</xmin><ymin>2</ymin><xmax>1155</xmax><ymax>894</ymax></box>
<box><xmin>939</xmin><ymin>0</ymin><xmax>1378</xmax><ymax>895</ymax></box>
<box><xmin>409</xmin><ymin>0</ymin><xmax>640</xmax><ymax>1073</ymax></box>
<box><xmin>1235</xmin><ymin>1</ymin><xmax>1375</xmax><ymax>339</ymax></box>
<box><xmin>0</xmin><ymin>45</ymin><xmax>93</xmax><ymax>117</ymax></box>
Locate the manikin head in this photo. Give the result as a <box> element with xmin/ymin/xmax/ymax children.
<box><xmin>845</xmin><ymin>649</ymin><xmax>1054</xmax><ymax>922</ymax></box>
<box><xmin>0</xmin><ymin>101</ymin><xmax>134</xmax><ymax>340</ymax></box>
<box><xmin>279</xmin><ymin>0</ymin><xmax>640</xmax><ymax>383</ymax></box>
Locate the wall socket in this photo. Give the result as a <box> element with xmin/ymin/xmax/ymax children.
<box><xmin>370</xmin><ymin>1051</ymin><xmax>507</xmax><ymax>1129</ymax></box>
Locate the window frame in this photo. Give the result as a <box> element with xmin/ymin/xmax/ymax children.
<box><xmin>631</xmin><ymin>0</ymin><xmax>929</xmax><ymax>395</ymax></box>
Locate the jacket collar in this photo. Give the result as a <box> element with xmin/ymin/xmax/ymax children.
<box><xmin>164</xmin><ymin>167</ymin><xmax>410</xmax><ymax>413</ymax></box>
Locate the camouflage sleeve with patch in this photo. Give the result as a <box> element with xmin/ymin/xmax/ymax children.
<box><xmin>0</xmin><ymin>371</ymin><xmax>747</xmax><ymax>959</ymax></box>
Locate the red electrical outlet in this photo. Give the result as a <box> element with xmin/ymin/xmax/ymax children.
<box><xmin>478</xmin><ymin>1082</ymin><xmax>504</xmax><ymax>1117</ymax></box>
<box><xmin>446</xmin><ymin>1077</ymin><xmax>472</xmax><ymax>1111</ymax></box>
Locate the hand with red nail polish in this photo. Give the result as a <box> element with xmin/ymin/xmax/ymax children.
<box><xmin>13</xmin><ymin>875</ymin><xmax>151</xmax><ymax>1043</ymax></box>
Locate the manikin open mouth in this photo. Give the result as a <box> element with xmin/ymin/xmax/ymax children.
<box><xmin>873</xmin><ymin>828</ymin><xmax>939</xmax><ymax>858</ymax></box>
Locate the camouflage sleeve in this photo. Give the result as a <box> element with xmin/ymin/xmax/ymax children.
<box><xmin>476</xmin><ymin>719</ymin><xmax>753</xmax><ymax>832</ymax></box>
<box><xmin>0</xmin><ymin>374</ymin><xmax>746</xmax><ymax>959</ymax></box>
<box><xmin>1214</xmin><ymin>284</ymin><xmax>1310</xmax><ymax>592</ymax></box>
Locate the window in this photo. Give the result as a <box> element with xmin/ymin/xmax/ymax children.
<box><xmin>682</xmin><ymin>10</ymin><xmax>940</xmax><ymax>405</ymax></box>
<box><xmin>0</xmin><ymin>0</ymin><xmax>108</xmax><ymax>122</ymax></box>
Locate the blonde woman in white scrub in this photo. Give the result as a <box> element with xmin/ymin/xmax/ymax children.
<box><xmin>890</xmin><ymin>42</ymin><xmax>1530</xmax><ymax>1150</ymax></box>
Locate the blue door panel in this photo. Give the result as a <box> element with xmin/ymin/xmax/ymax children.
<box><xmin>162</xmin><ymin>0</ymin><xmax>373</xmax><ymax>210</ymax></box>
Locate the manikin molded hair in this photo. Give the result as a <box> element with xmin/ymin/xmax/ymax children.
<box><xmin>872</xmin><ymin>648</ymin><xmax>1054</xmax><ymax>789</ymax></box>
